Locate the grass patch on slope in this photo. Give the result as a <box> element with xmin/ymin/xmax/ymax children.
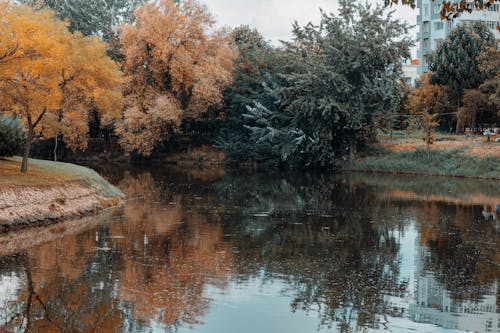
<box><xmin>343</xmin><ymin>148</ymin><xmax>500</xmax><ymax>179</ymax></box>
<box><xmin>0</xmin><ymin>157</ymin><xmax>122</xmax><ymax>198</ymax></box>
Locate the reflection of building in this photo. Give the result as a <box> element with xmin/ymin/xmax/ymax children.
<box><xmin>0</xmin><ymin>273</ymin><xmax>23</xmax><ymax>327</ymax></box>
<box><xmin>410</xmin><ymin>243</ymin><xmax>500</xmax><ymax>332</ymax></box>
<box><xmin>417</xmin><ymin>0</ymin><xmax>500</xmax><ymax>75</ymax></box>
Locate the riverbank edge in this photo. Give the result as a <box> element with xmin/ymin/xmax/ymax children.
<box><xmin>0</xmin><ymin>158</ymin><xmax>125</xmax><ymax>232</ymax></box>
<box><xmin>341</xmin><ymin>148</ymin><xmax>500</xmax><ymax>181</ymax></box>
<box><xmin>340</xmin><ymin>168</ymin><xmax>500</xmax><ymax>181</ymax></box>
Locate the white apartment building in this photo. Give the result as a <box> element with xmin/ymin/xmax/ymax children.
<box><xmin>402</xmin><ymin>58</ymin><xmax>419</xmax><ymax>87</ymax></box>
<box><xmin>417</xmin><ymin>0</ymin><xmax>500</xmax><ymax>75</ymax></box>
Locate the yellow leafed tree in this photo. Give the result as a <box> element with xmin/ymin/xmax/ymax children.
<box><xmin>116</xmin><ymin>0</ymin><xmax>235</xmax><ymax>156</ymax></box>
<box><xmin>0</xmin><ymin>2</ymin><xmax>123</xmax><ymax>172</ymax></box>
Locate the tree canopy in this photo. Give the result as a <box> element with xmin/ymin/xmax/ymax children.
<box><xmin>20</xmin><ymin>0</ymin><xmax>144</xmax><ymax>42</ymax></box>
<box><xmin>218</xmin><ymin>1</ymin><xmax>412</xmax><ymax>168</ymax></box>
<box><xmin>115</xmin><ymin>0</ymin><xmax>235</xmax><ymax>156</ymax></box>
<box><xmin>0</xmin><ymin>3</ymin><xmax>123</xmax><ymax>171</ymax></box>
<box><xmin>427</xmin><ymin>22</ymin><xmax>496</xmax><ymax>131</ymax></box>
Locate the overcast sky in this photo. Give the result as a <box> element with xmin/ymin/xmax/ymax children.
<box><xmin>201</xmin><ymin>0</ymin><xmax>418</xmax><ymax>58</ymax></box>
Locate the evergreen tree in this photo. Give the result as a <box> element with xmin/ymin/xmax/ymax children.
<box><xmin>0</xmin><ymin>115</ymin><xmax>26</xmax><ymax>157</ymax></box>
<box><xmin>218</xmin><ymin>3</ymin><xmax>411</xmax><ymax>168</ymax></box>
<box><xmin>21</xmin><ymin>0</ymin><xmax>143</xmax><ymax>42</ymax></box>
<box><xmin>278</xmin><ymin>1</ymin><xmax>411</xmax><ymax>166</ymax></box>
<box><xmin>216</xmin><ymin>26</ymin><xmax>284</xmax><ymax>163</ymax></box>
<box><xmin>478</xmin><ymin>47</ymin><xmax>500</xmax><ymax>116</ymax></box>
<box><xmin>427</xmin><ymin>22</ymin><xmax>495</xmax><ymax>132</ymax></box>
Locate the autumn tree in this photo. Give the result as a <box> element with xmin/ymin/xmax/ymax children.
<box><xmin>420</xmin><ymin>109</ymin><xmax>439</xmax><ymax>159</ymax></box>
<box><xmin>406</xmin><ymin>73</ymin><xmax>451</xmax><ymax>130</ymax></box>
<box><xmin>0</xmin><ymin>3</ymin><xmax>123</xmax><ymax>172</ymax></box>
<box><xmin>116</xmin><ymin>0</ymin><xmax>234</xmax><ymax>156</ymax></box>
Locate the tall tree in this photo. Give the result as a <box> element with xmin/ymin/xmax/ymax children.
<box><xmin>277</xmin><ymin>1</ymin><xmax>411</xmax><ymax>166</ymax></box>
<box><xmin>215</xmin><ymin>26</ymin><xmax>284</xmax><ymax>164</ymax></box>
<box><xmin>0</xmin><ymin>3</ymin><xmax>123</xmax><ymax>172</ymax></box>
<box><xmin>478</xmin><ymin>47</ymin><xmax>500</xmax><ymax>114</ymax></box>
<box><xmin>20</xmin><ymin>0</ymin><xmax>143</xmax><ymax>42</ymax></box>
<box><xmin>458</xmin><ymin>89</ymin><xmax>497</xmax><ymax>130</ymax></box>
<box><xmin>427</xmin><ymin>22</ymin><xmax>495</xmax><ymax>132</ymax></box>
<box><xmin>406</xmin><ymin>73</ymin><xmax>451</xmax><ymax>130</ymax></box>
<box><xmin>116</xmin><ymin>0</ymin><xmax>234</xmax><ymax>156</ymax></box>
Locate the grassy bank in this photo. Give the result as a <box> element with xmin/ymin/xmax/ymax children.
<box><xmin>0</xmin><ymin>157</ymin><xmax>123</xmax><ymax>228</ymax></box>
<box><xmin>0</xmin><ymin>156</ymin><xmax>122</xmax><ymax>197</ymax></box>
<box><xmin>343</xmin><ymin>147</ymin><xmax>500</xmax><ymax>179</ymax></box>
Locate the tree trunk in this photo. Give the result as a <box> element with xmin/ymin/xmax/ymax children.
<box><xmin>21</xmin><ymin>127</ymin><xmax>33</xmax><ymax>173</ymax></box>
<box><xmin>54</xmin><ymin>136</ymin><xmax>58</xmax><ymax>162</ymax></box>
<box><xmin>455</xmin><ymin>92</ymin><xmax>461</xmax><ymax>134</ymax></box>
<box><xmin>349</xmin><ymin>140</ymin><xmax>356</xmax><ymax>161</ymax></box>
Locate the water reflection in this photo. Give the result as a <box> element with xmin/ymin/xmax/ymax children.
<box><xmin>0</xmin><ymin>169</ymin><xmax>498</xmax><ymax>332</ymax></box>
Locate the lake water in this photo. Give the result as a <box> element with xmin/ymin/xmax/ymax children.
<box><xmin>0</xmin><ymin>167</ymin><xmax>498</xmax><ymax>333</ymax></box>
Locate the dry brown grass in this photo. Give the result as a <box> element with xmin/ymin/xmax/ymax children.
<box><xmin>378</xmin><ymin>134</ymin><xmax>500</xmax><ymax>158</ymax></box>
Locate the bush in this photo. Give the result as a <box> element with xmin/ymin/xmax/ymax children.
<box><xmin>0</xmin><ymin>115</ymin><xmax>26</xmax><ymax>157</ymax></box>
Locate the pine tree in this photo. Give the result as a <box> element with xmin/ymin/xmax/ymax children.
<box><xmin>215</xmin><ymin>26</ymin><xmax>284</xmax><ymax>163</ymax></box>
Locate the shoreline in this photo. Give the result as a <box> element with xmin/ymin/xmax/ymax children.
<box><xmin>342</xmin><ymin>146</ymin><xmax>500</xmax><ymax>181</ymax></box>
<box><xmin>341</xmin><ymin>168</ymin><xmax>500</xmax><ymax>181</ymax></box>
<box><xmin>0</xmin><ymin>157</ymin><xmax>124</xmax><ymax>231</ymax></box>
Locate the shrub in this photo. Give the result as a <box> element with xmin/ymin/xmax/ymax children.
<box><xmin>0</xmin><ymin>115</ymin><xmax>26</xmax><ymax>157</ymax></box>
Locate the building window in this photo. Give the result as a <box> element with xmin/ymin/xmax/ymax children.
<box><xmin>485</xmin><ymin>21</ymin><xmax>498</xmax><ymax>30</ymax></box>
<box><xmin>424</xmin><ymin>4</ymin><xmax>429</xmax><ymax>15</ymax></box>
<box><xmin>434</xmin><ymin>38</ymin><xmax>443</xmax><ymax>49</ymax></box>
<box><xmin>434</xmin><ymin>5</ymin><xmax>441</xmax><ymax>14</ymax></box>
<box><xmin>423</xmin><ymin>21</ymin><xmax>430</xmax><ymax>33</ymax></box>
<box><xmin>487</xmin><ymin>3</ymin><xmax>499</xmax><ymax>11</ymax></box>
<box><xmin>423</xmin><ymin>38</ymin><xmax>430</xmax><ymax>49</ymax></box>
<box><xmin>434</xmin><ymin>21</ymin><xmax>444</xmax><ymax>30</ymax></box>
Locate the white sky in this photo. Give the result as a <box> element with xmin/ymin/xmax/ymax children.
<box><xmin>202</xmin><ymin>0</ymin><xmax>418</xmax><ymax>58</ymax></box>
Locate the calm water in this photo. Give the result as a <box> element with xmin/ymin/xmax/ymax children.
<box><xmin>0</xmin><ymin>167</ymin><xmax>499</xmax><ymax>333</ymax></box>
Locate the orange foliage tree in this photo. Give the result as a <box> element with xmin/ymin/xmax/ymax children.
<box><xmin>116</xmin><ymin>0</ymin><xmax>235</xmax><ymax>156</ymax></box>
<box><xmin>406</xmin><ymin>73</ymin><xmax>451</xmax><ymax>129</ymax></box>
<box><xmin>0</xmin><ymin>3</ymin><xmax>123</xmax><ymax>172</ymax></box>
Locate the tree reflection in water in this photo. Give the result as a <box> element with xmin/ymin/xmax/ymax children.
<box><xmin>0</xmin><ymin>168</ymin><xmax>498</xmax><ymax>332</ymax></box>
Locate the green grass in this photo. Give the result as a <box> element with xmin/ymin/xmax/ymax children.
<box><xmin>343</xmin><ymin>148</ymin><xmax>500</xmax><ymax>179</ymax></box>
<box><xmin>0</xmin><ymin>157</ymin><xmax>122</xmax><ymax>198</ymax></box>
